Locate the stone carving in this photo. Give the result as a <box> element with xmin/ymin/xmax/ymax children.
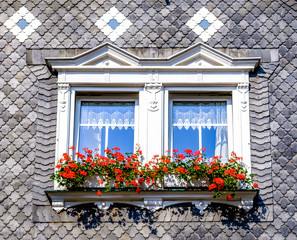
<box><xmin>145</xmin><ymin>82</ymin><xmax>163</xmax><ymax>112</ymax></box>
<box><xmin>52</xmin><ymin>199</ymin><xmax>65</xmax><ymax>213</ymax></box>
<box><xmin>58</xmin><ymin>83</ymin><xmax>70</xmax><ymax>112</ymax></box>
<box><xmin>94</xmin><ymin>201</ymin><xmax>113</xmax><ymax>210</ymax></box>
<box><xmin>192</xmin><ymin>201</ymin><xmax>211</xmax><ymax>214</ymax></box>
<box><xmin>237</xmin><ymin>83</ymin><xmax>249</xmax><ymax>112</ymax></box>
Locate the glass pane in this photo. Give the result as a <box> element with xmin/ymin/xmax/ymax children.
<box><xmin>173</xmin><ymin>126</ymin><xmax>199</xmax><ymax>153</ymax></box>
<box><xmin>78</xmin><ymin>126</ymin><xmax>106</xmax><ymax>155</ymax></box>
<box><xmin>202</xmin><ymin>126</ymin><xmax>216</xmax><ymax>158</ymax></box>
<box><xmin>202</xmin><ymin>126</ymin><xmax>228</xmax><ymax>159</ymax></box>
<box><xmin>108</xmin><ymin>126</ymin><xmax>134</xmax><ymax>154</ymax></box>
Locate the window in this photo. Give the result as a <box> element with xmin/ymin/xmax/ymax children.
<box><xmin>46</xmin><ymin>43</ymin><xmax>260</xmax><ymax>212</ymax></box>
<box><xmin>75</xmin><ymin>100</ymin><xmax>136</xmax><ymax>155</ymax></box>
<box><xmin>47</xmin><ymin>42</ymin><xmax>260</xmax><ymax>183</ymax></box>
<box><xmin>171</xmin><ymin>100</ymin><xmax>230</xmax><ymax>159</ymax></box>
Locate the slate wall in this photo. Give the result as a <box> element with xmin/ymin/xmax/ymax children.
<box><xmin>0</xmin><ymin>0</ymin><xmax>296</xmax><ymax>239</ymax></box>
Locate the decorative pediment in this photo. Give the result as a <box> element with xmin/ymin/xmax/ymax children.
<box><xmin>46</xmin><ymin>42</ymin><xmax>260</xmax><ymax>72</ymax></box>
<box><xmin>46</xmin><ymin>43</ymin><xmax>140</xmax><ymax>68</ymax></box>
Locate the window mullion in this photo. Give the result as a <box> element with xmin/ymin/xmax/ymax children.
<box><xmin>199</xmin><ymin>125</ymin><xmax>202</xmax><ymax>150</ymax></box>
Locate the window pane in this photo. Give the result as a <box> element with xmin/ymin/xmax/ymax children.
<box><xmin>202</xmin><ymin>126</ymin><xmax>228</xmax><ymax>159</ymax></box>
<box><xmin>78</xmin><ymin>126</ymin><xmax>106</xmax><ymax>155</ymax></box>
<box><xmin>173</xmin><ymin>126</ymin><xmax>199</xmax><ymax>152</ymax></box>
<box><xmin>108</xmin><ymin>126</ymin><xmax>134</xmax><ymax>154</ymax></box>
<box><xmin>202</xmin><ymin>126</ymin><xmax>216</xmax><ymax>158</ymax></box>
<box><xmin>78</xmin><ymin>101</ymin><xmax>135</xmax><ymax>154</ymax></box>
<box><xmin>172</xmin><ymin>101</ymin><xmax>228</xmax><ymax>156</ymax></box>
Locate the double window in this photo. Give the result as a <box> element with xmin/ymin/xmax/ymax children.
<box><xmin>74</xmin><ymin>94</ymin><xmax>232</xmax><ymax>159</ymax></box>
<box><xmin>48</xmin><ymin>42</ymin><xmax>258</xmax><ymax>177</ymax></box>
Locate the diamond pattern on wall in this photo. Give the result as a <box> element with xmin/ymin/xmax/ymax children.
<box><xmin>95</xmin><ymin>7</ymin><xmax>132</xmax><ymax>41</ymax></box>
<box><xmin>4</xmin><ymin>6</ymin><xmax>41</xmax><ymax>42</ymax></box>
<box><xmin>186</xmin><ymin>7</ymin><xmax>223</xmax><ymax>42</ymax></box>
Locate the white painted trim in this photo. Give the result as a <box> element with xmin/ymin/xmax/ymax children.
<box><xmin>46</xmin><ymin>190</ymin><xmax>258</xmax><ymax>213</ymax></box>
<box><xmin>51</xmin><ymin>43</ymin><xmax>257</xmax><ymax>190</ymax></box>
<box><xmin>46</xmin><ymin>42</ymin><xmax>260</xmax><ymax>71</ymax></box>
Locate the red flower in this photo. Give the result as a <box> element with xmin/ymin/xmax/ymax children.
<box><xmin>79</xmin><ymin>170</ymin><xmax>87</xmax><ymax>176</ymax></box>
<box><xmin>212</xmin><ymin>165</ymin><xmax>219</xmax><ymax>170</ymax></box>
<box><xmin>115</xmin><ymin>169</ymin><xmax>123</xmax><ymax>174</ymax></box>
<box><xmin>136</xmin><ymin>188</ymin><xmax>141</xmax><ymax>194</ymax></box>
<box><xmin>136</xmin><ymin>149</ymin><xmax>142</xmax><ymax>155</ymax></box>
<box><xmin>162</xmin><ymin>167</ymin><xmax>168</xmax><ymax>172</ymax></box>
<box><xmin>175</xmin><ymin>167</ymin><xmax>186</xmax><ymax>174</ymax></box>
<box><xmin>68</xmin><ymin>163</ymin><xmax>78</xmax><ymax>169</ymax></box>
<box><xmin>236</xmin><ymin>173</ymin><xmax>245</xmax><ymax>180</ymax></box>
<box><xmin>104</xmin><ymin>149</ymin><xmax>112</xmax><ymax>154</ymax></box>
<box><xmin>213</xmin><ymin>178</ymin><xmax>224</xmax><ymax>185</ymax></box>
<box><xmin>194</xmin><ymin>165</ymin><xmax>200</xmax><ymax>170</ymax></box>
<box><xmin>68</xmin><ymin>146</ymin><xmax>75</xmax><ymax>150</ymax></box>
<box><xmin>227</xmin><ymin>194</ymin><xmax>233</xmax><ymax>200</ymax></box>
<box><xmin>184</xmin><ymin>149</ymin><xmax>193</xmax><ymax>155</ymax></box>
<box><xmin>112</xmin><ymin>147</ymin><xmax>120</xmax><ymax>151</ymax></box>
<box><xmin>208</xmin><ymin>184</ymin><xmax>217</xmax><ymax>190</ymax></box>
<box><xmin>138</xmin><ymin>178</ymin><xmax>144</xmax><ymax>185</ymax></box>
<box><xmin>253</xmin><ymin>183</ymin><xmax>259</xmax><ymax>188</ymax></box>
<box><xmin>98</xmin><ymin>179</ymin><xmax>104</xmax><ymax>184</ymax></box>
<box><xmin>97</xmin><ymin>190</ymin><xmax>101</xmax><ymax>197</ymax></box>
<box><xmin>194</xmin><ymin>150</ymin><xmax>202</xmax><ymax>156</ymax></box>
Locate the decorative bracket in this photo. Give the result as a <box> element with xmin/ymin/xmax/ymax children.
<box><xmin>52</xmin><ymin>199</ymin><xmax>65</xmax><ymax>213</ymax></box>
<box><xmin>94</xmin><ymin>201</ymin><xmax>113</xmax><ymax>210</ymax></box>
<box><xmin>58</xmin><ymin>83</ymin><xmax>70</xmax><ymax>112</ymax></box>
<box><xmin>145</xmin><ymin>82</ymin><xmax>163</xmax><ymax>112</ymax></box>
<box><xmin>237</xmin><ymin>83</ymin><xmax>249</xmax><ymax>112</ymax></box>
<box><xmin>192</xmin><ymin>201</ymin><xmax>211</xmax><ymax>215</ymax></box>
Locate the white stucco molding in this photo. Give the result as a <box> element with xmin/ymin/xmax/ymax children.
<box><xmin>46</xmin><ymin>190</ymin><xmax>258</xmax><ymax>214</ymax></box>
<box><xmin>46</xmin><ymin>42</ymin><xmax>260</xmax><ymax>74</ymax></box>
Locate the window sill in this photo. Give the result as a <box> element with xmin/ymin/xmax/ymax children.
<box><xmin>45</xmin><ymin>189</ymin><xmax>258</xmax><ymax>214</ymax></box>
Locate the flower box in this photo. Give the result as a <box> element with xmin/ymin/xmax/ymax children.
<box><xmin>164</xmin><ymin>174</ymin><xmax>207</xmax><ymax>188</ymax></box>
<box><xmin>83</xmin><ymin>175</ymin><xmax>110</xmax><ymax>188</ymax></box>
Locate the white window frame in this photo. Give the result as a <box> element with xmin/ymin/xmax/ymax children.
<box><xmin>47</xmin><ymin>42</ymin><xmax>260</xmax><ymax>190</ymax></box>
<box><xmin>168</xmin><ymin>94</ymin><xmax>233</xmax><ymax>157</ymax></box>
<box><xmin>74</xmin><ymin>95</ymin><xmax>139</xmax><ymax>155</ymax></box>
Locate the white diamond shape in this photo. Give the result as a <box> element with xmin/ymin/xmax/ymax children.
<box><xmin>4</xmin><ymin>7</ymin><xmax>41</xmax><ymax>42</ymax></box>
<box><xmin>186</xmin><ymin>7</ymin><xmax>223</xmax><ymax>42</ymax></box>
<box><xmin>95</xmin><ymin>7</ymin><xmax>132</xmax><ymax>41</ymax></box>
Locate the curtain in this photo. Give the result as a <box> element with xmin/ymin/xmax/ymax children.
<box><xmin>80</xmin><ymin>102</ymin><xmax>135</xmax><ymax>130</ymax></box>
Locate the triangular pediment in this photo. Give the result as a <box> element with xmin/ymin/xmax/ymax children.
<box><xmin>46</xmin><ymin>42</ymin><xmax>260</xmax><ymax>71</ymax></box>
<box><xmin>82</xmin><ymin>53</ymin><xmax>132</xmax><ymax>67</ymax></box>
<box><xmin>46</xmin><ymin>43</ymin><xmax>140</xmax><ymax>68</ymax></box>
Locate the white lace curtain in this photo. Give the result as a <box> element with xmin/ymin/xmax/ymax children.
<box><xmin>173</xmin><ymin>102</ymin><xmax>227</xmax><ymax>130</ymax></box>
<box><xmin>80</xmin><ymin>102</ymin><xmax>134</xmax><ymax>130</ymax></box>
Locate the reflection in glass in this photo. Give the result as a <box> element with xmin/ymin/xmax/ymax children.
<box><xmin>173</xmin><ymin>127</ymin><xmax>199</xmax><ymax>153</ymax></box>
